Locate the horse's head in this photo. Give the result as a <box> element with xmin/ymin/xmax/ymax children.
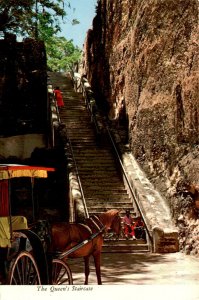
<box><xmin>98</xmin><ymin>209</ymin><xmax>122</xmax><ymax>236</ymax></box>
<box><xmin>110</xmin><ymin>213</ymin><xmax>122</xmax><ymax>236</ymax></box>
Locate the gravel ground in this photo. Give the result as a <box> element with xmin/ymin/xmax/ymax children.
<box><xmin>63</xmin><ymin>251</ymin><xmax>199</xmax><ymax>300</ymax></box>
<box><xmin>1</xmin><ymin>251</ymin><xmax>199</xmax><ymax>300</ymax></box>
<box><xmin>67</xmin><ymin>251</ymin><xmax>199</xmax><ymax>285</ymax></box>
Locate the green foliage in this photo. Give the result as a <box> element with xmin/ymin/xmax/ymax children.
<box><xmin>46</xmin><ymin>36</ymin><xmax>81</xmax><ymax>72</ymax></box>
<box><xmin>0</xmin><ymin>1</ymin><xmax>81</xmax><ymax>72</ymax></box>
<box><xmin>0</xmin><ymin>0</ymin><xmax>67</xmax><ymax>38</ymax></box>
<box><xmin>71</xmin><ymin>19</ymin><xmax>80</xmax><ymax>25</ymax></box>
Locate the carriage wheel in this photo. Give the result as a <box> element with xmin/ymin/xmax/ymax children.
<box><xmin>8</xmin><ymin>251</ymin><xmax>41</xmax><ymax>285</ymax></box>
<box><xmin>52</xmin><ymin>259</ymin><xmax>73</xmax><ymax>285</ymax></box>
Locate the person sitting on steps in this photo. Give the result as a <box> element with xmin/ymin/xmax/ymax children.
<box><xmin>134</xmin><ymin>217</ymin><xmax>146</xmax><ymax>240</ymax></box>
<box><xmin>123</xmin><ymin>210</ymin><xmax>136</xmax><ymax>240</ymax></box>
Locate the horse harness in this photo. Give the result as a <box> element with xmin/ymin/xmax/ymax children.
<box><xmin>85</xmin><ymin>215</ymin><xmax>105</xmax><ymax>234</ymax></box>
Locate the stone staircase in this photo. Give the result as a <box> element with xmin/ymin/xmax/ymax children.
<box><xmin>48</xmin><ymin>72</ymin><xmax>149</xmax><ymax>253</ymax></box>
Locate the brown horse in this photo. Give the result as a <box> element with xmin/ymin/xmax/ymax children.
<box><xmin>50</xmin><ymin>209</ymin><xmax>121</xmax><ymax>285</ymax></box>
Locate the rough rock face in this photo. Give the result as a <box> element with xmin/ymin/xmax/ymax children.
<box><xmin>82</xmin><ymin>0</ymin><xmax>199</xmax><ymax>254</ymax></box>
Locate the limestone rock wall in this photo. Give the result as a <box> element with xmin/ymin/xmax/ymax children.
<box><xmin>83</xmin><ymin>0</ymin><xmax>199</xmax><ymax>254</ymax></box>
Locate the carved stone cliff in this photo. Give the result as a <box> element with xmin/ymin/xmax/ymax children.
<box><xmin>82</xmin><ymin>0</ymin><xmax>199</xmax><ymax>255</ymax></box>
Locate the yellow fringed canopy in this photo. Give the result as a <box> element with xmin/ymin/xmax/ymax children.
<box><xmin>0</xmin><ymin>164</ymin><xmax>55</xmax><ymax>180</ymax></box>
<box><xmin>0</xmin><ymin>165</ymin><xmax>55</xmax><ymax>246</ymax></box>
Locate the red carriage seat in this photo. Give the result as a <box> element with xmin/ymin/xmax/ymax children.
<box><xmin>0</xmin><ymin>180</ymin><xmax>9</xmax><ymax>217</ymax></box>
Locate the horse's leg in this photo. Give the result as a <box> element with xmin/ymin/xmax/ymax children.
<box><xmin>84</xmin><ymin>256</ymin><xmax>90</xmax><ymax>285</ymax></box>
<box><xmin>93</xmin><ymin>251</ymin><xmax>102</xmax><ymax>285</ymax></box>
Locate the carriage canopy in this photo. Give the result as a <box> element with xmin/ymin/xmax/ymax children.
<box><xmin>0</xmin><ymin>164</ymin><xmax>55</xmax><ymax>180</ymax></box>
<box><xmin>0</xmin><ymin>164</ymin><xmax>55</xmax><ymax>247</ymax></box>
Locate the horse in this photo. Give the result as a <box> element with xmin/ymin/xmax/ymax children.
<box><xmin>50</xmin><ymin>209</ymin><xmax>121</xmax><ymax>285</ymax></box>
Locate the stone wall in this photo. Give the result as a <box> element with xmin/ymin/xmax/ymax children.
<box><xmin>0</xmin><ymin>34</ymin><xmax>47</xmax><ymax>137</ymax></box>
<box><xmin>0</xmin><ymin>134</ymin><xmax>46</xmax><ymax>159</ymax></box>
<box><xmin>82</xmin><ymin>0</ymin><xmax>199</xmax><ymax>255</ymax></box>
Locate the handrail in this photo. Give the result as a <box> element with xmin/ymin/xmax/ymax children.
<box><xmin>71</xmin><ymin>71</ymin><xmax>101</xmax><ymax>137</ymax></box>
<box><xmin>48</xmin><ymin>84</ymin><xmax>61</xmax><ymax>147</ymax></box>
<box><xmin>66</xmin><ymin>134</ymin><xmax>89</xmax><ymax>219</ymax></box>
<box><xmin>80</xmin><ymin>78</ymin><xmax>101</xmax><ymax>136</ymax></box>
<box><xmin>106</xmin><ymin>125</ymin><xmax>153</xmax><ymax>245</ymax></box>
<box><xmin>53</xmin><ymin>93</ymin><xmax>61</xmax><ymax>123</ymax></box>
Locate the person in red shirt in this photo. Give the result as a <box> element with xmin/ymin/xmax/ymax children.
<box><xmin>123</xmin><ymin>210</ymin><xmax>136</xmax><ymax>240</ymax></box>
<box><xmin>53</xmin><ymin>86</ymin><xmax>64</xmax><ymax>108</ymax></box>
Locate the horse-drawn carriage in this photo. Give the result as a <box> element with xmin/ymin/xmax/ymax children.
<box><xmin>0</xmin><ymin>164</ymin><xmax>120</xmax><ymax>285</ymax></box>
<box><xmin>0</xmin><ymin>164</ymin><xmax>74</xmax><ymax>285</ymax></box>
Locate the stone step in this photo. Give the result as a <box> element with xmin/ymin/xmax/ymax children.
<box><xmin>78</xmin><ymin>166</ymin><xmax>119</xmax><ymax>171</ymax></box>
<box><xmin>82</xmin><ymin>186</ymin><xmax>127</xmax><ymax>191</ymax></box>
<box><xmin>74</xmin><ymin>157</ymin><xmax>115</xmax><ymax>162</ymax></box>
<box><xmin>102</xmin><ymin>240</ymin><xmax>149</xmax><ymax>253</ymax></box>
<box><xmin>63</xmin><ymin>119</ymin><xmax>92</xmax><ymax>122</ymax></box>
<box><xmin>85</xmin><ymin>200</ymin><xmax>133</xmax><ymax>206</ymax></box>
<box><xmin>88</xmin><ymin>208</ymin><xmax>137</xmax><ymax>215</ymax></box>
<box><xmin>84</xmin><ymin>188</ymin><xmax>129</xmax><ymax>198</ymax></box>
<box><xmin>74</xmin><ymin>151</ymin><xmax>114</xmax><ymax>156</ymax></box>
<box><xmin>79</xmin><ymin>173</ymin><xmax>121</xmax><ymax>179</ymax></box>
<box><xmin>76</xmin><ymin>155</ymin><xmax>116</xmax><ymax>159</ymax></box>
<box><xmin>70</xmin><ymin>140</ymin><xmax>97</xmax><ymax>144</ymax></box>
<box><xmin>82</xmin><ymin>192</ymin><xmax>130</xmax><ymax>197</ymax></box>
<box><xmin>81</xmin><ymin>181</ymin><xmax>123</xmax><ymax>187</ymax></box>
<box><xmin>74</xmin><ymin>149</ymin><xmax>114</xmax><ymax>155</ymax></box>
<box><xmin>76</xmin><ymin>164</ymin><xmax>118</xmax><ymax>169</ymax></box>
<box><xmin>71</xmin><ymin>142</ymin><xmax>99</xmax><ymax>146</ymax></box>
<box><xmin>84</xmin><ymin>193</ymin><xmax>130</xmax><ymax>198</ymax></box>
<box><xmin>70</xmin><ymin>138</ymin><xmax>98</xmax><ymax>142</ymax></box>
<box><xmin>80</xmin><ymin>175</ymin><xmax>122</xmax><ymax>180</ymax></box>
<box><xmin>85</xmin><ymin>195</ymin><xmax>131</xmax><ymax>201</ymax></box>
<box><xmin>69</xmin><ymin>134</ymin><xmax>96</xmax><ymax>138</ymax></box>
<box><xmin>80</xmin><ymin>176</ymin><xmax>122</xmax><ymax>182</ymax></box>
<box><xmin>73</xmin><ymin>148</ymin><xmax>113</xmax><ymax>152</ymax></box>
<box><xmin>87</xmin><ymin>207</ymin><xmax>134</xmax><ymax>214</ymax></box>
<box><xmin>61</xmin><ymin>105</ymin><xmax>85</xmax><ymax>109</ymax></box>
<box><xmin>61</xmin><ymin>109</ymin><xmax>88</xmax><ymax>113</ymax></box>
<box><xmin>67</xmin><ymin>131</ymin><xmax>95</xmax><ymax>134</ymax></box>
<box><xmin>78</xmin><ymin>167</ymin><xmax>118</xmax><ymax>172</ymax></box>
<box><xmin>62</xmin><ymin>115</ymin><xmax>91</xmax><ymax>119</ymax></box>
<box><xmin>81</xmin><ymin>178</ymin><xmax>123</xmax><ymax>183</ymax></box>
<box><xmin>75</xmin><ymin>157</ymin><xmax>116</xmax><ymax>162</ymax></box>
<box><xmin>87</xmin><ymin>205</ymin><xmax>135</xmax><ymax>211</ymax></box>
<box><xmin>78</xmin><ymin>158</ymin><xmax>118</xmax><ymax>164</ymax></box>
<box><xmin>86</xmin><ymin>197</ymin><xmax>132</xmax><ymax>202</ymax></box>
<box><xmin>71</xmin><ymin>143</ymin><xmax>99</xmax><ymax>147</ymax></box>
